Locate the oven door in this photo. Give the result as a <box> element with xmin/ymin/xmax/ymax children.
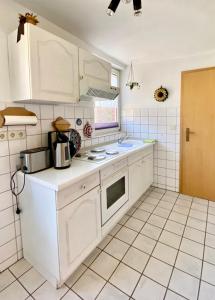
<box><xmin>101</xmin><ymin>167</ymin><xmax>128</xmax><ymax>225</ymax></box>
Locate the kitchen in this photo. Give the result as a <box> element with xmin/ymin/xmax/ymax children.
<box><xmin>0</xmin><ymin>0</ymin><xmax>215</xmax><ymax>300</ymax></box>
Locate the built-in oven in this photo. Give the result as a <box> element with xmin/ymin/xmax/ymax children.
<box><xmin>101</xmin><ymin>167</ymin><xmax>128</xmax><ymax>225</ymax></box>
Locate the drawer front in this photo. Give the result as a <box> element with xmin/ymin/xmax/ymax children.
<box><xmin>57</xmin><ymin>172</ymin><xmax>100</xmax><ymax>209</ymax></box>
<box><xmin>128</xmin><ymin>147</ymin><xmax>153</xmax><ymax>165</ymax></box>
<box><xmin>100</xmin><ymin>158</ymin><xmax>128</xmax><ymax>181</ymax></box>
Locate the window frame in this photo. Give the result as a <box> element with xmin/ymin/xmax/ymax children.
<box><xmin>94</xmin><ymin>68</ymin><xmax>121</xmax><ymax>136</ymax></box>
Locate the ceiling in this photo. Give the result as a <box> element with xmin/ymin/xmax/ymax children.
<box><xmin>14</xmin><ymin>0</ymin><xmax>215</xmax><ymax>64</ymax></box>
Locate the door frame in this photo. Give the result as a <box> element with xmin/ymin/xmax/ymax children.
<box><xmin>179</xmin><ymin>66</ymin><xmax>215</xmax><ymax>194</ymax></box>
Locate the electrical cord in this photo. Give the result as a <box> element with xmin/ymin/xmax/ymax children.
<box><xmin>10</xmin><ymin>169</ymin><xmax>26</xmax><ymax>215</ymax></box>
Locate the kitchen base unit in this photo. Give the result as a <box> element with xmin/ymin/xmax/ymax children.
<box><xmin>17</xmin><ymin>141</ymin><xmax>154</xmax><ymax>288</ymax></box>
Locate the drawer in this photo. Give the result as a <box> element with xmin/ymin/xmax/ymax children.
<box><xmin>100</xmin><ymin>158</ymin><xmax>128</xmax><ymax>181</ymax></box>
<box><xmin>57</xmin><ymin>172</ymin><xmax>100</xmax><ymax>210</ymax></box>
<box><xmin>128</xmin><ymin>147</ymin><xmax>153</xmax><ymax>165</ymax></box>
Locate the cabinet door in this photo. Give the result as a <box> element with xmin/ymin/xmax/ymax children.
<box><xmin>79</xmin><ymin>48</ymin><xmax>111</xmax><ymax>96</ymax></box>
<box><xmin>129</xmin><ymin>154</ymin><xmax>153</xmax><ymax>206</ymax></box>
<box><xmin>29</xmin><ymin>25</ymin><xmax>79</xmax><ymax>103</ymax></box>
<box><xmin>57</xmin><ymin>187</ymin><xmax>101</xmax><ymax>280</ymax></box>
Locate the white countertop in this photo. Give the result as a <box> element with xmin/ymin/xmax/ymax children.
<box><xmin>18</xmin><ymin>140</ymin><xmax>154</xmax><ymax>191</ymax></box>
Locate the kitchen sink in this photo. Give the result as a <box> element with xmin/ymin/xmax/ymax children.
<box><xmin>118</xmin><ymin>143</ymin><xmax>134</xmax><ymax>148</ymax></box>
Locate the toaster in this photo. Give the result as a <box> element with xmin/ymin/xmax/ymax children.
<box><xmin>20</xmin><ymin>147</ymin><xmax>51</xmax><ymax>174</ymax></box>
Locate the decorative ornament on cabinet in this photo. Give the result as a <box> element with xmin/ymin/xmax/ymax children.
<box><xmin>126</xmin><ymin>62</ymin><xmax>141</xmax><ymax>90</ymax></box>
<box><xmin>154</xmin><ymin>86</ymin><xmax>169</xmax><ymax>102</ymax></box>
<box><xmin>107</xmin><ymin>0</ymin><xmax>142</xmax><ymax>16</ymax></box>
<box><xmin>17</xmin><ymin>12</ymin><xmax>39</xmax><ymax>42</ymax></box>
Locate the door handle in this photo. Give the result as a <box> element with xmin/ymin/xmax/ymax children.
<box><xmin>186</xmin><ymin>128</ymin><xmax>195</xmax><ymax>142</ymax></box>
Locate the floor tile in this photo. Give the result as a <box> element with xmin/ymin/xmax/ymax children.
<box><xmin>109</xmin><ymin>224</ymin><xmax>122</xmax><ymax>236</ymax></box>
<box><xmin>191</xmin><ymin>203</ymin><xmax>207</xmax><ymax>213</ymax></box>
<box><xmin>193</xmin><ymin>197</ymin><xmax>208</xmax><ymax>206</ymax></box>
<box><xmin>164</xmin><ymin>220</ymin><xmax>184</xmax><ymax>236</ymax></box>
<box><xmin>143</xmin><ymin>257</ymin><xmax>172</xmax><ymax>286</ymax></box>
<box><xmin>123</xmin><ymin>247</ymin><xmax>149</xmax><ymax>273</ymax></box>
<box><xmin>205</xmin><ymin>233</ymin><xmax>215</xmax><ymax>248</ymax></box>
<box><xmin>147</xmin><ymin>214</ymin><xmax>166</xmax><ymax>228</ymax></box>
<box><xmin>169</xmin><ymin>269</ymin><xmax>199</xmax><ymax>300</ymax></box>
<box><xmin>133</xmin><ymin>275</ymin><xmax>166</xmax><ymax>300</ymax></box>
<box><xmin>116</xmin><ymin>227</ymin><xmax>138</xmax><ymax>244</ymax></box>
<box><xmin>178</xmin><ymin>194</ymin><xmax>192</xmax><ymax>202</ymax></box>
<box><xmin>19</xmin><ymin>268</ymin><xmax>46</xmax><ymax>293</ymax></box>
<box><xmin>175</xmin><ymin>251</ymin><xmax>202</xmax><ymax>278</ymax></box>
<box><xmin>97</xmin><ymin>283</ymin><xmax>129</xmax><ymax>300</ymax></box>
<box><xmin>62</xmin><ymin>290</ymin><xmax>82</xmax><ymax>300</ymax></box>
<box><xmin>97</xmin><ymin>235</ymin><xmax>112</xmax><ymax>250</ymax></box>
<box><xmin>158</xmin><ymin>201</ymin><xmax>174</xmax><ymax>210</ymax></box>
<box><xmin>149</xmin><ymin>191</ymin><xmax>163</xmax><ymax>199</ymax></box>
<box><xmin>189</xmin><ymin>209</ymin><xmax>207</xmax><ymax>221</ymax></box>
<box><xmin>176</xmin><ymin>199</ymin><xmax>192</xmax><ymax>208</ymax></box>
<box><xmin>104</xmin><ymin>238</ymin><xmax>129</xmax><ymax>260</ymax></box>
<box><xmin>0</xmin><ymin>270</ymin><xmax>16</xmax><ymax>292</ymax></box>
<box><xmin>204</xmin><ymin>246</ymin><xmax>215</xmax><ymax>265</ymax></box>
<box><xmin>206</xmin><ymin>222</ymin><xmax>215</xmax><ymax>235</ymax></box>
<box><xmin>144</xmin><ymin>197</ymin><xmax>160</xmax><ymax>206</ymax></box>
<box><xmin>152</xmin><ymin>242</ymin><xmax>177</xmax><ymax>266</ymax></box>
<box><xmin>173</xmin><ymin>204</ymin><xmax>189</xmax><ymax>216</ymax></box>
<box><xmin>183</xmin><ymin>226</ymin><xmax>205</xmax><ymax>244</ymax></box>
<box><xmin>208</xmin><ymin>206</ymin><xmax>215</xmax><ymax>216</ymax></box>
<box><xmin>202</xmin><ymin>261</ymin><xmax>215</xmax><ymax>285</ymax></box>
<box><xmin>180</xmin><ymin>238</ymin><xmax>204</xmax><ymax>259</ymax></box>
<box><xmin>65</xmin><ymin>264</ymin><xmax>87</xmax><ymax>287</ymax></box>
<box><xmin>118</xmin><ymin>215</ymin><xmax>130</xmax><ymax>225</ymax></box>
<box><xmin>133</xmin><ymin>234</ymin><xmax>156</xmax><ymax>254</ymax></box>
<box><xmin>153</xmin><ymin>207</ymin><xmax>171</xmax><ymax>218</ymax></box>
<box><xmin>141</xmin><ymin>223</ymin><xmax>162</xmax><ymax>240</ymax></box>
<box><xmin>109</xmin><ymin>263</ymin><xmax>140</xmax><ymax>296</ymax></box>
<box><xmin>90</xmin><ymin>252</ymin><xmax>119</xmax><ymax>280</ymax></box>
<box><xmin>124</xmin><ymin>217</ymin><xmax>145</xmax><ymax>232</ymax></box>
<box><xmin>138</xmin><ymin>202</ymin><xmax>155</xmax><ymax>213</ymax></box>
<box><xmin>72</xmin><ymin>269</ymin><xmax>105</xmax><ymax>300</ymax></box>
<box><xmin>132</xmin><ymin>209</ymin><xmax>150</xmax><ymax>222</ymax></box>
<box><xmin>198</xmin><ymin>281</ymin><xmax>215</xmax><ymax>300</ymax></box>
<box><xmin>165</xmin><ymin>290</ymin><xmax>186</xmax><ymax>300</ymax></box>
<box><xmin>83</xmin><ymin>247</ymin><xmax>101</xmax><ymax>267</ymax></box>
<box><xmin>0</xmin><ymin>280</ymin><xmax>29</xmax><ymax>300</ymax></box>
<box><xmin>9</xmin><ymin>259</ymin><xmax>32</xmax><ymax>278</ymax></box>
<box><xmin>169</xmin><ymin>212</ymin><xmax>187</xmax><ymax>225</ymax></box>
<box><xmin>159</xmin><ymin>230</ymin><xmax>181</xmax><ymax>249</ymax></box>
<box><xmin>208</xmin><ymin>214</ymin><xmax>215</xmax><ymax>225</ymax></box>
<box><xmin>187</xmin><ymin>217</ymin><xmax>206</xmax><ymax>232</ymax></box>
<box><xmin>33</xmin><ymin>282</ymin><xmax>68</xmax><ymax>300</ymax></box>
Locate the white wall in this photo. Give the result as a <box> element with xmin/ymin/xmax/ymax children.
<box><xmin>0</xmin><ymin>29</ymin><xmax>10</xmax><ymax>101</ymax></box>
<box><xmin>121</xmin><ymin>51</ymin><xmax>215</xmax><ymax>109</ymax></box>
<box><xmin>121</xmin><ymin>51</ymin><xmax>215</xmax><ymax>192</ymax></box>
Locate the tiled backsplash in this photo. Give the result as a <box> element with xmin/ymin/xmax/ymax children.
<box><xmin>121</xmin><ymin>106</ymin><xmax>180</xmax><ymax>192</ymax></box>
<box><xmin>0</xmin><ymin>101</ymin><xmax>123</xmax><ymax>272</ymax></box>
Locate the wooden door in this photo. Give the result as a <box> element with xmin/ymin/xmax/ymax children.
<box><xmin>29</xmin><ymin>24</ymin><xmax>79</xmax><ymax>103</ymax></box>
<box><xmin>180</xmin><ymin>67</ymin><xmax>215</xmax><ymax>200</ymax></box>
<box><xmin>57</xmin><ymin>187</ymin><xmax>101</xmax><ymax>280</ymax></box>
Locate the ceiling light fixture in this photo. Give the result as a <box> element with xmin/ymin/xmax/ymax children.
<box><xmin>107</xmin><ymin>0</ymin><xmax>142</xmax><ymax>16</ymax></box>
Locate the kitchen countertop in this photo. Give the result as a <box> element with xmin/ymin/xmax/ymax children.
<box><xmin>18</xmin><ymin>141</ymin><xmax>154</xmax><ymax>191</ymax></box>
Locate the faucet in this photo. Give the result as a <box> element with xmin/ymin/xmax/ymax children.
<box><xmin>118</xmin><ymin>135</ymin><xmax>129</xmax><ymax>144</ymax></box>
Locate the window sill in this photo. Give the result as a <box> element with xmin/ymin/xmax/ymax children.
<box><xmin>94</xmin><ymin>127</ymin><xmax>121</xmax><ymax>137</ymax></box>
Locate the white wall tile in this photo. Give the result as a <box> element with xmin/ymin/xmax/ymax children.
<box><xmin>0</xmin><ymin>156</ymin><xmax>10</xmax><ymax>175</ymax></box>
<box><xmin>0</xmin><ymin>141</ymin><xmax>9</xmax><ymax>156</ymax></box>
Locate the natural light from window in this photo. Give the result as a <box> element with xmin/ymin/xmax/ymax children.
<box><xmin>94</xmin><ymin>69</ymin><xmax>120</xmax><ymax>131</ymax></box>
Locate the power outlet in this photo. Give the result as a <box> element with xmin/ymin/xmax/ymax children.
<box><xmin>8</xmin><ymin>130</ymin><xmax>26</xmax><ymax>140</ymax></box>
<box><xmin>0</xmin><ymin>131</ymin><xmax>8</xmax><ymax>141</ymax></box>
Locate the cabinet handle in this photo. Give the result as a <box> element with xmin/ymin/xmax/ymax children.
<box><xmin>81</xmin><ymin>184</ymin><xmax>86</xmax><ymax>190</ymax></box>
<box><xmin>80</xmin><ymin>75</ymin><xmax>84</xmax><ymax>80</ymax></box>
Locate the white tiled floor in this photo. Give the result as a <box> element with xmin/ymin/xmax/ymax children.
<box><xmin>1</xmin><ymin>187</ymin><xmax>215</xmax><ymax>300</ymax></box>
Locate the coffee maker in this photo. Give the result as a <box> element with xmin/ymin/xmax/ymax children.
<box><xmin>48</xmin><ymin>131</ymin><xmax>76</xmax><ymax>169</ymax></box>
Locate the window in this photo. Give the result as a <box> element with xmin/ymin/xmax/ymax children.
<box><xmin>94</xmin><ymin>69</ymin><xmax>120</xmax><ymax>132</ymax></box>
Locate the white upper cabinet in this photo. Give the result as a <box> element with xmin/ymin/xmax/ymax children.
<box><xmin>8</xmin><ymin>24</ymin><xmax>79</xmax><ymax>103</ymax></box>
<box><xmin>79</xmin><ymin>48</ymin><xmax>112</xmax><ymax>96</ymax></box>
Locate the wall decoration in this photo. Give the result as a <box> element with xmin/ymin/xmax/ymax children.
<box><xmin>76</xmin><ymin>118</ymin><xmax>83</xmax><ymax>126</ymax></box>
<box><xmin>17</xmin><ymin>13</ymin><xmax>39</xmax><ymax>42</ymax></box>
<box><xmin>83</xmin><ymin>122</ymin><xmax>93</xmax><ymax>138</ymax></box>
<box><xmin>154</xmin><ymin>86</ymin><xmax>169</xmax><ymax>102</ymax></box>
<box><xmin>126</xmin><ymin>62</ymin><xmax>140</xmax><ymax>90</ymax></box>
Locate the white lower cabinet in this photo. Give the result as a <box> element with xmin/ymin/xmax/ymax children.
<box><xmin>57</xmin><ymin>186</ymin><xmax>101</xmax><ymax>282</ymax></box>
<box><xmin>129</xmin><ymin>153</ymin><xmax>153</xmax><ymax>206</ymax></box>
